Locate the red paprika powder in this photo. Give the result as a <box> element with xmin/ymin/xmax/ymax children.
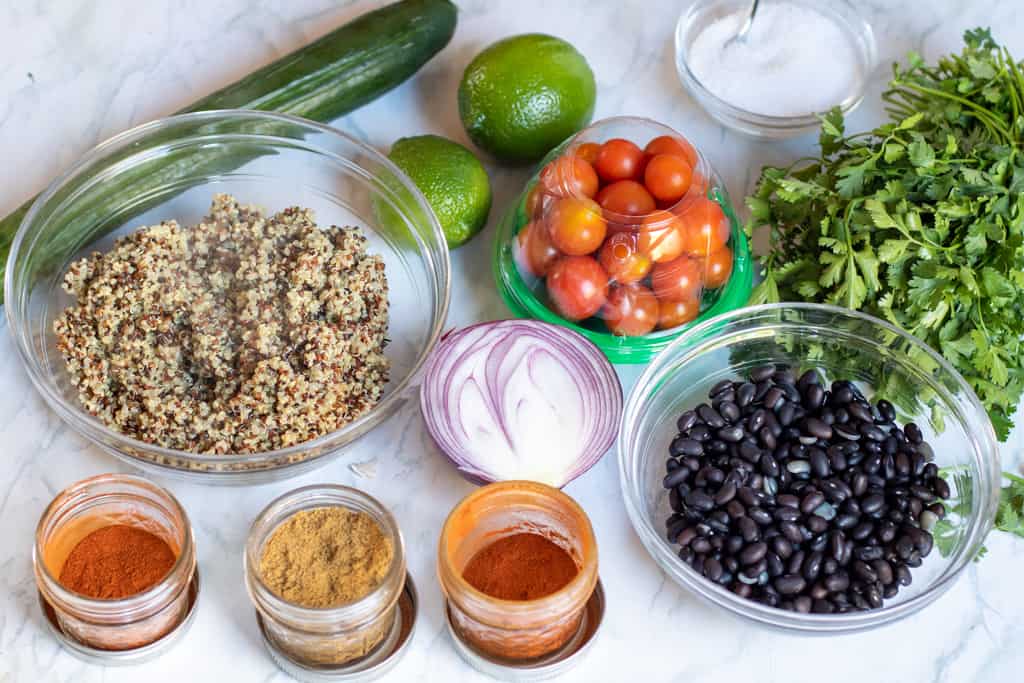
<box><xmin>461</xmin><ymin>532</ymin><xmax>579</xmax><ymax>601</ymax></box>
<box><xmin>58</xmin><ymin>524</ymin><xmax>177</xmax><ymax>599</ymax></box>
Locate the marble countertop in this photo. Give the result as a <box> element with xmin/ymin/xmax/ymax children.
<box><xmin>2</xmin><ymin>1</ymin><xmax>1023</xmax><ymax>681</ymax></box>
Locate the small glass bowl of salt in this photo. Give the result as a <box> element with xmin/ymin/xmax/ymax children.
<box><xmin>675</xmin><ymin>0</ymin><xmax>876</xmax><ymax>139</ymax></box>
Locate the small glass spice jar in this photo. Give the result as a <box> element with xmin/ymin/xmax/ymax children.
<box><xmin>245</xmin><ymin>485</ymin><xmax>408</xmax><ymax>668</ymax></box>
<box><xmin>33</xmin><ymin>473</ymin><xmax>198</xmax><ymax>653</ymax></box>
<box><xmin>438</xmin><ymin>481</ymin><xmax>599</xmax><ymax>661</ymax></box>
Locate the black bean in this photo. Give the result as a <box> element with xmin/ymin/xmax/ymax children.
<box><xmin>725</xmin><ymin>535</ymin><xmax>744</xmax><ymax>555</ymax></box>
<box><xmin>771</xmin><ymin>535</ymin><xmax>793</xmax><ymax>560</ymax></box>
<box><xmin>905</xmin><ymin>422</ymin><xmax>923</xmax><ymax>444</ymax></box>
<box><xmin>860</xmin><ymin>423</ymin><xmax>887</xmax><ymax>442</ymax></box>
<box><xmin>676</xmin><ymin>410</ymin><xmax>698</xmax><ymax>432</ymax></box>
<box><xmin>872</xmin><ymin>559</ymin><xmax>894</xmax><ymax>585</ymax></box>
<box><xmin>802</xmin><ymin>383</ymin><xmax>825</xmax><ymax>410</ymax></box>
<box><xmin>800</xmin><ymin>492</ymin><xmax>825</xmax><ymax>515</ymax></box>
<box><xmin>861</xmin><ymin>494</ymin><xmax>885</xmax><ymax>515</ymax></box>
<box><xmin>758</xmin><ymin>453</ymin><xmax>780</xmax><ymax>478</ymax></box>
<box><xmin>703</xmin><ymin>557</ymin><xmax>724</xmax><ymax>582</ymax></box>
<box><xmin>877</xmin><ymin>521</ymin><xmax>897</xmax><ymax>544</ymax></box>
<box><xmin>736</xmin><ymin>382</ymin><xmax>756</xmax><ymax>407</ymax></box>
<box><xmin>852</xmin><ymin>560</ymin><xmax>878</xmax><ymax>583</ymax></box>
<box><xmin>710</xmin><ymin>378</ymin><xmax>734</xmax><ymax>397</ymax></box>
<box><xmin>853</xmin><ymin>545</ymin><xmax>883</xmax><ymax>562</ymax></box>
<box><xmin>933</xmin><ymin>477</ymin><xmax>951</xmax><ymax>500</ymax></box>
<box><xmin>806</xmin><ymin>515</ymin><xmax>829</xmax><ymax>535</ymax></box>
<box><xmin>725</xmin><ymin>500</ymin><xmax>746</xmax><ymax>519</ymax></box>
<box><xmin>851</xmin><ymin>521</ymin><xmax>874</xmax><ymax>541</ymax></box>
<box><xmin>808</xmin><ymin>449</ymin><xmax>830</xmax><ymax>478</ymax></box>
<box><xmin>774</xmin><ymin>574</ymin><xmax>807</xmax><ymax>595</ymax></box>
<box><xmin>737</xmin><ymin>515</ymin><xmax>759</xmax><ymax>542</ymax></box>
<box><xmin>876</xmin><ymin>399</ymin><xmax>896</xmax><ymax>423</ymax></box>
<box><xmin>713</xmin><ymin>482</ymin><xmax>737</xmax><ymax>506</ymax></box>
<box><xmin>776</xmin><ymin>402</ymin><xmax>797</xmax><ymax>428</ymax></box>
<box><xmin>803</xmin><ymin>417</ymin><xmax>832</xmax><ymax>440</ymax></box>
<box><xmin>766</xmin><ymin>551</ymin><xmax>785</xmax><ymax>577</ymax></box>
<box><xmin>851</xmin><ymin>472</ymin><xmax>868</xmax><ymax>497</ymax></box>
<box><xmin>773</xmin><ymin>507</ymin><xmax>801</xmax><ymax>523</ymax></box>
<box><xmin>684</xmin><ymin>490</ymin><xmax>715</xmax><ymax>512</ymax></box>
<box><xmin>689</xmin><ymin>424</ymin><xmax>711</xmax><ymax>442</ymax></box>
<box><xmin>737</xmin><ymin>487</ymin><xmax>758</xmax><ymax>507</ymax></box>
<box><xmin>833</xmin><ymin>424</ymin><xmax>861</xmax><ymax>441</ymax></box>
<box><xmin>697</xmin><ymin>404</ymin><xmax>726</xmax><ymax>428</ymax></box>
<box><xmin>670</xmin><ymin>437</ymin><xmax>704</xmax><ymax>457</ymax></box>
<box><xmin>895</xmin><ymin>536</ymin><xmax>914</xmax><ymax>560</ymax></box>
<box><xmin>749</xmin><ymin>507</ymin><xmax>773</xmax><ymax>526</ymax></box>
<box><xmin>719</xmin><ymin>401</ymin><xmax>741</xmax><ymax>424</ymax></box>
<box><xmin>787</xmin><ymin>550</ymin><xmax>806</xmax><ymax>575</ymax></box>
<box><xmin>691</xmin><ymin>537</ymin><xmax>712</xmax><ymax>554</ymax></box>
<box><xmin>916</xmin><ymin>531</ymin><xmax>934</xmax><ymax>557</ymax></box>
<box><xmin>834</xmin><ymin>513</ymin><xmax>859</xmax><ymax>530</ymax></box>
<box><xmin>812</xmin><ymin>599</ymin><xmax>835</xmax><ymax>614</ymax></box>
<box><xmin>802</xmin><ymin>552</ymin><xmax>824</xmax><ymax>582</ymax></box>
<box><xmin>663</xmin><ymin>467</ymin><xmax>690</xmax><ymax>489</ymax></box>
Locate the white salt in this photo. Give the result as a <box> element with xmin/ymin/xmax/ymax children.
<box><xmin>687</xmin><ymin>2</ymin><xmax>862</xmax><ymax>117</ymax></box>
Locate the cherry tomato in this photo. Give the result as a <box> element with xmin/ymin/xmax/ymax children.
<box><xmin>546</xmin><ymin>256</ymin><xmax>609</xmax><ymax>321</ymax></box>
<box><xmin>576</xmin><ymin>142</ymin><xmax>600</xmax><ymax>165</ymax></box>
<box><xmin>658</xmin><ymin>295</ymin><xmax>700</xmax><ymax>330</ymax></box>
<box><xmin>637</xmin><ymin>211</ymin><xmax>686</xmax><ymax>263</ymax></box>
<box><xmin>651</xmin><ymin>254</ymin><xmax>703</xmax><ymax>301</ymax></box>
<box><xmin>540</xmin><ymin>155</ymin><xmax>599</xmax><ymax>199</ymax></box>
<box><xmin>594</xmin><ymin>138</ymin><xmax>644</xmax><ymax>182</ymax></box>
<box><xmin>679</xmin><ymin>198</ymin><xmax>729</xmax><ymax>256</ymax></box>
<box><xmin>596</xmin><ymin>180</ymin><xmax>656</xmax><ymax>216</ymax></box>
<box><xmin>704</xmin><ymin>246</ymin><xmax>734</xmax><ymax>288</ymax></box>
<box><xmin>644</xmin><ymin>154</ymin><xmax>693</xmax><ymax>204</ymax></box>
<box><xmin>598</xmin><ymin>231</ymin><xmax>652</xmax><ymax>284</ymax></box>
<box><xmin>515</xmin><ymin>220</ymin><xmax>560</xmax><ymax>278</ymax></box>
<box><xmin>603</xmin><ymin>284</ymin><xmax>659</xmax><ymax>337</ymax></box>
<box><xmin>546</xmin><ymin>197</ymin><xmax>607</xmax><ymax>256</ymax></box>
<box><xmin>645</xmin><ymin>135</ymin><xmax>699</xmax><ymax>168</ymax></box>
<box><xmin>525</xmin><ymin>183</ymin><xmax>544</xmax><ymax>218</ymax></box>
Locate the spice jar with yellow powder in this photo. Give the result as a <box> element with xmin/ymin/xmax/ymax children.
<box><xmin>244</xmin><ymin>485</ymin><xmax>409</xmax><ymax>673</ymax></box>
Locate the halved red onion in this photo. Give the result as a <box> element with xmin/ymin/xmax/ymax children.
<box><xmin>419</xmin><ymin>320</ymin><xmax>623</xmax><ymax>488</ymax></box>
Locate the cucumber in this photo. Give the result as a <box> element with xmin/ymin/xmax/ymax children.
<box><xmin>0</xmin><ymin>0</ymin><xmax>456</xmax><ymax>303</ymax></box>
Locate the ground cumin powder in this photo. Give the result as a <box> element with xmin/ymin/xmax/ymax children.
<box><xmin>259</xmin><ymin>507</ymin><xmax>393</xmax><ymax>608</ymax></box>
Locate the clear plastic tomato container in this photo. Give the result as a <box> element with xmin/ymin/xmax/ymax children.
<box><xmin>493</xmin><ymin>116</ymin><xmax>752</xmax><ymax>364</ymax></box>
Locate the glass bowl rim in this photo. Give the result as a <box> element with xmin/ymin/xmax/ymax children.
<box><xmin>673</xmin><ymin>0</ymin><xmax>878</xmax><ymax>130</ymax></box>
<box><xmin>617</xmin><ymin>302</ymin><xmax>1000</xmax><ymax>631</ymax></box>
<box><xmin>5</xmin><ymin>108</ymin><xmax>452</xmax><ymax>467</ymax></box>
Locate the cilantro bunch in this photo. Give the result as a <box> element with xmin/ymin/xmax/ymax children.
<box><xmin>746</xmin><ymin>29</ymin><xmax>1024</xmax><ymax>440</ymax></box>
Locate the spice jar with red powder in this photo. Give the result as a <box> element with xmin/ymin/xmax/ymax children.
<box><xmin>33</xmin><ymin>474</ymin><xmax>198</xmax><ymax>656</ymax></box>
<box><xmin>438</xmin><ymin>481</ymin><xmax>600</xmax><ymax>666</ymax></box>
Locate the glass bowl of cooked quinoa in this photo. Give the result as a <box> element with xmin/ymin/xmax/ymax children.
<box><xmin>6</xmin><ymin>110</ymin><xmax>450</xmax><ymax>483</ymax></box>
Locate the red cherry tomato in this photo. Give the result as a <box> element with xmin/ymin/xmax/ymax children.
<box><xmin>645</xmin><ymin>135</ymin><xmax>699</xmax><ymax>168</ymax></box>
<box><xmin>704</xmin><ymin>246</ymin><xmax>734</xmax><ymax>288</ymax></box>
<box><xmin>576</xmin><ymin>142</ymin><xmax>600</xmax><ymax>165</ymax></box>
<box><xmin>637</xmin><ymin>211</ymin><xmax>686</xmax><ymax>263</ymax></box>
<box><xmin>679</xmin><ymin>198</ymin><xmax>729</xmax><ymax>256</ymax></box>
<box><xmin>515</xmin><ymin>220</ymin><xmax>560</xmax><ymax>278</ymax></box>
<box><xmin>651</xmin><ymin>254</ymin><xmax>704</xmax><ymax>301</ymax></box>
<box><xmin>644</xmin><ymin>154</ymin><xmax>693</xmax><ymax>204</ymax></box>
<box><xmin>658</xmin><ymin>296</ymin><xmax>700</xmax><ymax>329</ymax></box>
<box><xmin>603</xmin><ymin>284</ymin><xmax>659</xmax><ymax>337</ymax></box>
<box><xmin>525</xmin><ymin>183</ymin><xmax>544</xmax><ymax>218</ymax></box>
<box><xmin>596</xmin><ymin>180</ymin><xmax>656</xmax><ymax>216</ymax></box>
<box><xmin>546</xmin><ymin>256</ymin><xmax>609</xmax><ymax>321</ymax></box>
<box><xmin>594</xmin><ymin>138</ymin><xmax>645</xmax><ymax>182</ymax></box>
<box><xmin>546</xmin><ymin>197</ymin><xmax>607</xmax><ymax>256</ymax></box>
<box><xmin>598</xmin><ymin>231</ymin><xmax>653</xmax><ymax>284</ymax></box>
<box><xmin>540</xmin><ymin>155</ymin><xmax>599</xmax><ymax>199</ymax></box>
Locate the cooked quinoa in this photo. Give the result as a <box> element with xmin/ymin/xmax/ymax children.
<box><xmin>53</xmin><ymin>194</ymin><xmax>390</xmax><ymax>454</ymax></box>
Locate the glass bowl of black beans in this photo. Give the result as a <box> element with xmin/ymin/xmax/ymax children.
<box><xmin>618</xmin><ymin>303</ymin><xmax>1000</xmax><ymax>634</ymax></box>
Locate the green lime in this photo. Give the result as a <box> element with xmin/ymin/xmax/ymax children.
<box><xmin>458</xmin><ymin>34</ymin><xmax>596</xmax><ymax>164</ymax></box>
<box><xmin>386</xmin><ymin>135</ymin><xmax>492</xmax><ymax>249</ymax></box>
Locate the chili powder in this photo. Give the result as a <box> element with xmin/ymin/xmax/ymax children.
<box><xmin>462</xmin><ymin>532</ymin><xmax>578</xmax><ymax>601</ymax></box>
<box><xmin>58</xmin><ymin>525</ymin><xmax>177</xmax><ymax>599</ymax></box>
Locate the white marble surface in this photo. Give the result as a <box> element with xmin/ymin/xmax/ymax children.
<box><xmin>2</xmin><ymin>1</ymin><xmax>1024</xmax><ymax>681</ymax></box>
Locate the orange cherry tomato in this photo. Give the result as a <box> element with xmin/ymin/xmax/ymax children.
<box><xmin>576</xmin><ymin>142</ymin><xmax>600</xmax><ymax>165</ymax></box>
<box><xmin>645</xmin><ymin>135</ymin><xmax>699</xmax><ymax>168</ymax></box>
<box><xmin>637</xmin><ymin>211</ymin><xmax>686</xmax><ymax>263</ymax></box>
<box><xmin>679</xmin><ymin>198</ymin><xmax>729</xmax><ymax>256</ymax></box>
<box><xmin>598</xmin><ymin>232</ymin><xmax>653</xmax><ymax>284</ymax></box>
<box><xmin>704</xmin><ymin>246</ymin><xmax>734</xmax><ymax>288</ymax></box>
<box><xmin>546</xmin><ymin>256</ymin><xmax>609</xmax><ymax>321</ymax></box>
<box><xmin>644</xmin><ymin>154</ymin><xmax>693</xmax><ymax>204</ymax></box>
<box><xmin>658</xmin><ymin>295</ymin><xmax>700</xmax><ymax>329</ymax></box>
<box><xmin>594</xmin><ymin>138</ymin><xmax>645</xmax><ymax>182</ymax></box>
<box><xmin>651</xmin><ymin>254</ymin><xmax>704</xmax><ymax>301</ymax></box>
<box><xmin>515</xmin><ymin>220</ymin><xmax>560</xmax><ymax>278</ymax></box>
<box><xmin>596</xmin><ymin>180</ymin><xmax>656</xmax><ymax>216</ymax></box>
<box><xmin>546</xmin><ymin>197</ymin><xmax>607</xmax><ymax>256</ymax></box>
<box><xmin>603</xmin><ymin>284</ymin><xmax>659</xmax><ymax>337</ymax></box>
<box><xmin>525</xmin><ymin>183</ymin><xmax>545</xmax><ymax>218</ymax></box>
<box><xmin>540</xmin><ymin>155</ymin><xmax>599</xmax><ymax>199</ymax></box>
